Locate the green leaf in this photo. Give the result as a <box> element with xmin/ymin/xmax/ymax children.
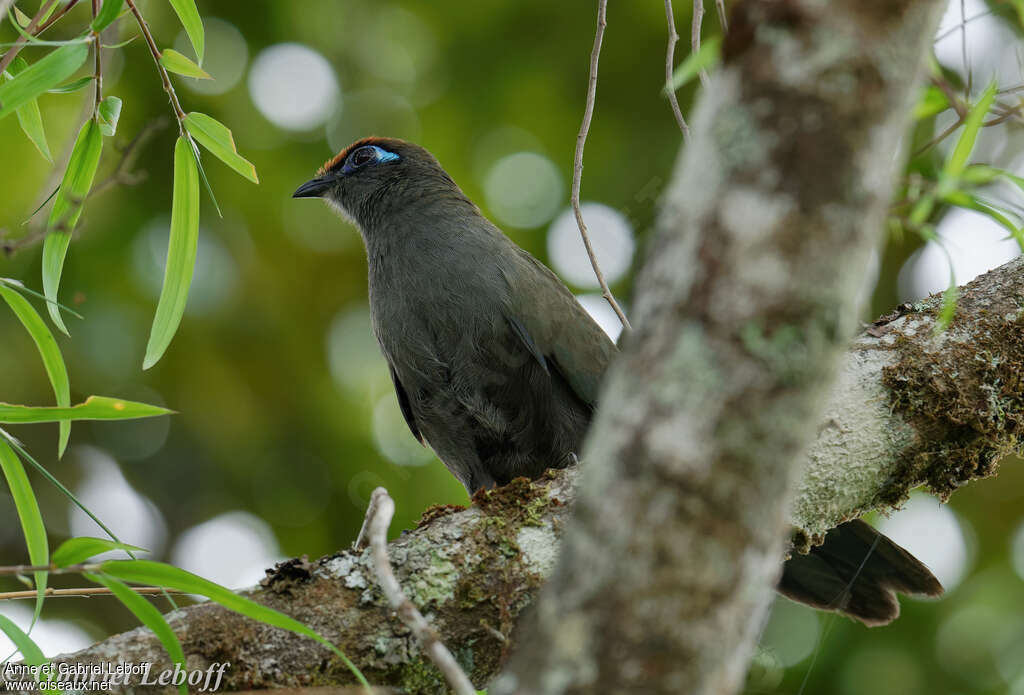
<box><xmin>936</xmin><ymin>283</ymin><xmax>959</xmax><ymax>333</ymax></box>
<box><xmin>0</xmin><ymin>396</ymin><xmax>173</xmax><ymax>423</ymax></box>
<box><xmin>99</xmin><ymin>560</ymin><xmax>371</xmax><ymax>689</ymax></box>
<box><xmin>43</xmin><ymin>118</ymin><xmax>103</xmax><ymax>335</ymax></box>
<box><xmin>97</xmin><ymin>94</ymin><xmax>121</xmax><ymax>136</ymax></box>
<box><xmin>0</xmin><ymin>614</ymin><xmax>46</xmax><ymax>666</ymax></box>
<box><xmin>91</xmin><ymin>0</ymin><xmax>123</xmax><ymax>31</ymax></box>
<box><xmin>941</xmin><ymin>191</ymin><xmax>1024</xmax><ymax>250</ymax></box>
<box><xmin>8</xmin><ymin>57</ymin><xmax>52</xmax><ymax>162</ymax></box>
<box><xmin>53</xmin><ymin>537</ymin><xmax>148</xmax><ymax>567</ymax></box>
<box><xmin>0</xmin><ymin>282</ymin><xmax>71</xmax><ymax>457</ymax></box>
<box><xmin>144</xmin><ymin>137</ymin><xmax>200</xmax><ymax>370</ymax></box>
<box><xmin>960</xmin><ymin>164</ymin><xmax>1000</xmax><ymax>186</ymax></box>
<box><xmin>943</xmin><ymin>82</ymin><xmax>997</xmax><ymax>179</ymax></box>
<box><xmin>47</xmin><ymin>75</ymin><xmax>94</xmax><ymax>93</ymax></box>
<box><xmin>0</xmin><ymin>440</ymin><xmax>48</xmax><ymax>624</ymax></box>
<box><xmin>184</xmin><ymin>112</ymin><xmax>259</xmax><ymax>183</ymax></box>
<box><xmin>913</xmin><ymin>85</ymin><xmax>949</xmax><ymax>120</ymax></box>
<box><xmin>0</xmin><ymin>42</ymin><xmax>88</xmax><ymax>121</ymax></box>
<box><xmin>167</xmin><ymin>0</ymin><xmax>204</xmax><ymax>64</ymax></box>
<box><xmin>666</xmin><ymin>36</ymin><xmax>721</xmax><ymax>94</ymax></box>
<box><xmin>13</xmin><ymin>5</ymin><xmax>32</xmax><ymax>27</ymax></box>
<box><xmin>85</xmin><ymin>574</ymin><xmax>187</xmax><ymax>695</ymax></box>
<box><xmin>159</xmin><ymin>48</ymin><xmax>211</xmax><ymax>79</ymax></box>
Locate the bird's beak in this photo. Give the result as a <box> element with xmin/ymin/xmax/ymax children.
<box><xmin>292</xmin><ymin>176</ymin><xmax>332</xmax><ymax>198</ymax></box>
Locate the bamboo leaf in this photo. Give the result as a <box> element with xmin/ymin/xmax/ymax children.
<box><xmin>943</xmin><ymin>82</ymin><xmax>997</xmax><ymax>179</ymax></box>
<box><xmin>99</xmin><ymin>560</ymin><xmax>371</xmax><ymax>690</ymax></box>
<box><xmin>0</xmin><ymin>614</ymin><xmax>46</xmax><ymax>666</ymax></box>
<box><xmin>913</xmin><ymin>85</ymin><xmax>950</xmax><ymax>120</ymax></box>
<box><xmin>42</xmin><ymin>118</ymin><xmax>103</xmax><ymax>335</ymax></box>
<box><xmin>167</xmin><ymin>0</ymin><xmax>204</xmax><ymax>64</ymax></box>
<box><xmin>97</xmin><ymin>95</ymin><xmax>121</xmax><ymax>136</ymax></box>
<box><xmin>159</xmin><ymin>48</ymin><xmax>211</xmax><ymax>79</ymax></box>
<box><xmin>0</xmin><ymin>282</ymin><xmax>71</xmax><ymax>457</ymax></box>
<box><xmin>91</xmin><ymin>0</ymin><xmax>123</xmax><ymax>31</ymax></box>
<box><xmin>0</xmin><ymin>396</ymin><xmax>173</xmax><ymax>423</ymax></box>
<box><xmin>183</xmin><ymin>112</ymin><xmax>258</xmax><ymax>183</ymax></box>
<box><xmin>85</xmin><ymin>574</ymin><xmax>187</xmax><ymax>695</ymax></box>
<box><xmin>8</xmin><ymin>57</ymin><xmax>52</xmax><ymax>162</ymax></box>
<box><xmin>0</xmin><ymin>42</ymin><xmax>88</xmax><ymax>121</ymax></box>
<box><xmin>0</xmin><ymin>439</ymin><xmax>48</xmax><ymax>624</ymax></box>
<box><xmin>47</xmin><ymin>75</ymin><xmax>94</xmax><ymax>93</ymax></box>
<box><xmin>144</xmin><ymin>136</ymin><xmax>200</xmax><ymax>370</ymax></box>
<box><xmin>53</xmin><ymin>537</ymin><xmax>147</xmax><ymax>567</ymax></box>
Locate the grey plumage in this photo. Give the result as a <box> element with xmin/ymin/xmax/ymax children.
<box><xmin>296</xmin><ymin>137</ymin><xmax>614</xmax><ymax>492</ymax></box>
<box><xmin>294</xmin><ymin>136</ymin><xmax>943</xmax><ymax>625</ymax></box>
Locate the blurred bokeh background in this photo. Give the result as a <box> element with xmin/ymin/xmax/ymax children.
<box><xmin>0</xmin><ymin>0</ymin><xmax>1022</xmax><ymax>693</ymax></box>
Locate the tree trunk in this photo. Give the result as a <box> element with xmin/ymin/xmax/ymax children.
<box><xmin>491</xmin><ymin>1</ymin><xmax>946</xmax><ymax>693</ymax></box>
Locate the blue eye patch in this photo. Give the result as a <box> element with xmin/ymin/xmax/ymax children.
<box><xmin>343</xmin><ymin>144</ymin><xmax>400</xmax><ymax>174</ymax></box>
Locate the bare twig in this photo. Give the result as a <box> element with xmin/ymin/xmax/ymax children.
<box><xmin>366</xmin><ymin>488</ymin><xmax>476</xmax><ymax>695</ymax></box>
<box><xmin>34</xmin><ymin>0</ymin><xmax>84</xmax><ymax>36</ymax></box>
<box><xmin>692</xmin><ymin>0</ymin><xmax>709</xmax><ymax>87</ymax></box>
<box><xmin>2</xmin><ymin>119</ymin><xmax>166</xmax><ymax>257</ymax></box>
<box><xmin>934</xmin><ymin>7</ymin><xmax>994</xmax><ymax>42</ymax></box>
<box><xmin>92</xmin><ymin>0</ymin><xmax>102</xmax><ymax>111</ymax></box>
<box><xmin>0</xmin><ymin>0</ymin><xmax>60</xmax><ymax>75</ymax></box>
<box><xmin>960</xmin><ymin>0</ymin><xmax>972</xmax><ymax>95</ymax></box>
<box><xmin>0</xmin><ymin>586</ymin><xmax>182</xmax><ymax>601</ymax></box>
<box><xmin>0</xmin><ymin>562</ymin><xmax>100</xmax><ymax>575</ymax></box>
<box><xmin>664</xmin><ymin>0</ymin><xmax>691</xmax><ymax>140</ymax></box>
<box><xmin>573</xmin><ymin>0</ymin><xmax>632</xmax><ymax>332</ymax></box>
<box><xmin>124</xmin><ymin>0</ymin><xmax>186</xmax><ymax>133</ymax></box>
<box><xmin>714</xmin><ymin>0</ymin><xmax>728</xmax><ymax>31</ymax></box>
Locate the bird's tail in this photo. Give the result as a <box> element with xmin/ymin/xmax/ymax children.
<box><xmin>777</xmin><ymin>519</ymin><xmax>944</xmax><ymax>626</ymax></box>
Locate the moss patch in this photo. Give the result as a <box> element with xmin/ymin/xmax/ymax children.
<box><xmin>879</xmin><ymin>291</ymin><xmax>1024</xmax><ymax>504</ymax></box>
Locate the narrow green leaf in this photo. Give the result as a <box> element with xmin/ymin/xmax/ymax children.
<box><xmin>0</xmin><ymin>614</ymin><xmax>46</xmax><ymax>666</ymax></box>
<box><xmin>91</xmin><ymin>0</ymin><xmax>123</xmax><ymax>31</ymax></box>
<box><xmin>0</xmin><ymin>42</ymin><xmax>88</xmax><ymax>120</ymax></box>
<box><xmin>99</xmin><ymin>560</ymin><xmax>371</xmax><ymax>689</ymax></box>
<box><xmin>913</xmin><ymin>85</ymin><xmax>950</xmax><ymax>120</ymax></box>
<box><xmin>183</xmin><ymin>112</ymin><xmax>258</xmax><ymax>183</ymax></box>
<box><xmin>53</xmin><ymin>538</ymin><xmax>147</xmax><ymax>567</ymax></box>
<box><xmin>97</xmin><ymin>95</ymin><xmax>121</xmax><ymax>136</ymax></box>
<box><xmin>960</xmin><ymin>164</ymin><xmax>1000</xmax><ymax>185</ymax></box>
<box><xmin>144</xmin><ymin>136</ymin><xmax>200</xmax><ymax>370</ymax></box>
<box><xmin>47</xmin><ymin>75</ymin><xmax>94</xmax><ymax>93</ymax></box>
<box><xmin>0</xmin><ymin>440</ymin><xmax>48</xmax><ymax>624</ymax></box>
<box><xmin>9</xmin><ymin>57</ymin><xmax>52</xmax><ymax>162</ymax></box>
<box><xmin>0</xmin><ymin>277</ymin><xmax>83</xmax><ymax>319</ymax></box>
<box><xmin>13</xmin><ymin>6</ymin><xmax>32</xmax><ymax>27</ymax></box>
<box><xmin>191</xmin><ymin>139</ymin><xmax>222</xmax><ymax>217</ymax></box>
<box><xmin>159</xmin><ymin>48</ymin><xmax>210</xmax><ymax>79</ymax></box>
<box><xmin>42</xmin><ymin>118</ymin><xmax>103</xmax><ymax>335</ymax></box>
<box><xmin>85</xmin><ymin>574</ymin><xmax>187</xmax><ymax>695</ymax></box>
<box><xmin>943</xmin><ymin>82</ymin><xmax>997</xmax><ymax>179</ymax></box>
<box><xmin>667</xmin><ymin>36</ymin><xmax>721</xmax><ymax>93</ymax></box>
<box><xmin>942</xmin><ymin>191</ymin><xmax>1024</xmax><ymax>250</ymax></box>
<box><xmin>0</xmin><ymin>396</ymin><xmax>173</xmax><ymax>423</ymax></box>
<box><xmin>167</xmin><ymin>0</ymin><xmax>204</xmax><ymax>64</ymax></box>
<box><xmin>0</xmin><ymin>283</ymin><xmax>71</xmax><ymax>457</ymax></box>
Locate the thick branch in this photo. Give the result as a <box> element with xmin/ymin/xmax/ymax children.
<box><xmin>8</xmin><ymin>250</ymin><xmax>1022</xmax><ymax>693</ymax></box>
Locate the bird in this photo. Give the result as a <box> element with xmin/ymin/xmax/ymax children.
<box><xmin>294</xmin><ymin>136</ymin><xmax>943</xmax><ymax>625</ymax></box>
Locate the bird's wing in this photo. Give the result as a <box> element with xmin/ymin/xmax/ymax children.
<box><xmin>504</xmin><ymin>248</ymin><xmax>618</xmax><ymax>408</ymax></box>
<box><xmin>387</xmin><ymin>361</ymin><xmax>424</xmax><ymax>445</ymax></box>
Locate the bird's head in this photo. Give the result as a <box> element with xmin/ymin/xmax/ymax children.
<box><xmin>293</xmin><ymin>137</ymin><xmax>470</xmax><ymax>231</ymax></box>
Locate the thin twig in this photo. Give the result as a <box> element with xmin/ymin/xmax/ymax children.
<box><xmin>960</xmin><ymin>0</ymin><xmax>971</xmax><ymax>95</ymax></box>
<box><xmin>0</xmin><ymin>562</ymin><xmax>100</xmax><ymax>575</ymax></box>
<box><xmin>714</xmin><ymin>0</ymin><xmax>728</xmax><ymax>31</ymax></box>
<box><xmin>124</xmin><ymin>0</ymin><xmax>186</xmax><ymax>133</ymax></box>
<box><xmin>0</xmin><ymin>586</ymin><xmax>182</xmax><ymax>601</ymax></box>
<box><xmin>92</xmin><ymin>0</ymin><xmax>102</xmax><ymax>112</ymax></box>
<box><xmin>0</xmin><ymin>0</ymin><xmax>60</xmax><ymax>75</ymax></box>
<box><xmin>574</xmin><ymin>0</ymin><xmax>632</xmax><ymax>332</ymax></box>
<box><xmin>692</xmin><ymin>0</ymin><xmax>709</xmax><ymax>88</ymax></box>
<box><xmin>366</xmin><ymin>488</ymin><xmax>476</xmax><ymax>695</ymax></box>
<box><xmin>663</xmin><ymin>0</ymin><xmax>690</xmax><ymax>140</ymax></box>
<box><xmin>934</xmin><ymin>8</ymin><xmax>994</xmax><ymax>42</ymax></box>
<box><xmin>34</xmin><ymin>0</ymin><xmax>83</xmax><ymax>36</ymax></box>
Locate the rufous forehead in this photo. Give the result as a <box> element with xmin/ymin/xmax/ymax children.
<box><xmin>318</xmin><ymin>137</ymin><xmax>394</xmax><ymax>175</ymax></box>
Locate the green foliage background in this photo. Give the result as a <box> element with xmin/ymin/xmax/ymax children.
<box><xmin>1</xmin><ymin>1</ymin><xmax>1023</xmax><ymax>694</ymax></box>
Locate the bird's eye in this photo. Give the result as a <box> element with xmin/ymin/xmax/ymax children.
<box><xmin>350</xmin><ymin>146</ymin><xmax>377</xmax><ymax>168</ymax></box>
